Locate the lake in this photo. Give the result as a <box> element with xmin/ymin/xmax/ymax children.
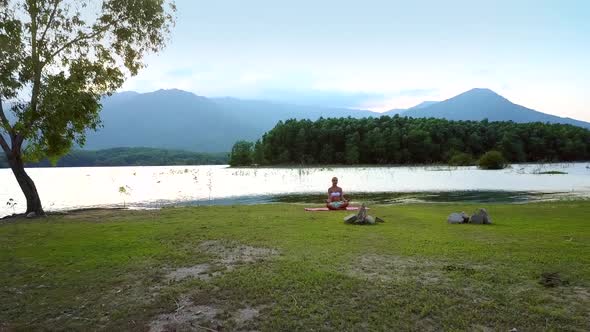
<box><xmin>1</xmin><ymin>163</ymin><xmax>590</xmax><ymax>217</ymax></box>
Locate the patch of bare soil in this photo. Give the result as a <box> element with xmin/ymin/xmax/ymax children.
<box><xmin>150</xmin><ymin>241</ymin><xmax>277</xmax><ymax>330</ymax></box>
<box><xmin>347</xmin><ymin>254</ymin><xmax>449</xmax><ymax>284</ymax></box>
<box><xmin>199</xmin><ymin>240</ymin><xmax>279</xmax><ymax>268</ymax></box>
<box><xmin>164</xmin><ymin>264</ymin><xmax>219</xmax><ymax>282</ymax></box>
<box><xmin>164</xmin><ymin>241</ymin><xmax>279</xmax><ymax>285</ymax></box>
<box><xmin>149</xmin><ymin>295</ymin><xmax>263</xmax><ymax>332</ymax></box>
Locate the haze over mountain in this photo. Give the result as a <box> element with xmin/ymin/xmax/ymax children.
<box><xmin>83</xmin><ymin>89</ymin><xmax>376</xmax><ymax>152</ymax></box>
<box><xmin>398</xmin><ymin>88</ymin><xmax>590</xmax><ymax>128</ymax></box>
<box><xmin>79</xmin><ymin>88</ymin><xmax>589</xmax><ymax>152</ymax></box>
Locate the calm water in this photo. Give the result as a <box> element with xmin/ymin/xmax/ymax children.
<box><xmin>1</xmin><ymin>163</ymin><xmax>590</xmax><ymax>217</ymax></box>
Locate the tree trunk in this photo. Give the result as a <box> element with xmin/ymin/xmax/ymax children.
<box><xmin>7</xmin><ymin>154</ymin><xmax>45</xmax><ymax>216</ymax></box>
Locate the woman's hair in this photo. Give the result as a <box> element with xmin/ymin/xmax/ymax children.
<box><xmin>332</xmin><ymin>177</ymin><xmax>338</xmax><ymax>182</ymax></box>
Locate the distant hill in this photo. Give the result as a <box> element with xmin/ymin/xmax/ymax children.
<box><xmin>400</xmin><ymin>88</ymin><xmax>590</xmax><ymax>128</ymax></box>
<box><xmin>0</xmin><ymin>147</ymin><xmax>228</xmax><ymax>168</ymax></box>
<box><xmin>3</xmin><ymin>88</ymin><xmax>588</xmax><ymax>154</ymax></box>
<box><xmin>83</xmin><ymin>89</ymin><xmax>376</xmax><ymax>152</ymax></box>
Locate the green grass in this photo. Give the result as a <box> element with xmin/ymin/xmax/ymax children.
<box><xmin>1</xmin><ymin>202</ymin><xmax>589</xmax><ymax>331</ymax></box>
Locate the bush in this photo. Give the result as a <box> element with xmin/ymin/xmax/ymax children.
<box><xmin>229</xmin><ymin>141</ymin><xmax>254</xmax><ymax>166</ymax></box>
<box><xmin>478</xmin><ymin>150</ymin><xmax>507</xmax><ymax>169</ymax></box>
<box><xmin>448</xmin><ymin>152</ymin><xmax>474</xmax><ymax>166</ymax></box>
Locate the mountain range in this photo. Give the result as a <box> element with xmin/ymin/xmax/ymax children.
<box><xmin>80</xmin><ymin>88</ymin><xmax>589</xmax><ymax>152</ymax></box>
<box><xmin>3</xmin><ymin>88</ymin><xmax>585</xmax><ymax>153</ymax></box>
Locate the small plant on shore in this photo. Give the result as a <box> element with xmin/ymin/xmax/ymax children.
<box><xmin>478</xmin><ymin>151</ymin><xmax>508</xmax><ymax>170</ymax></box>
<box><xmin>5</xmin><ymin>199</ymin><xmax>17</xmax><ymax>215</ymax></box>
<box><xmin>206</xmin><ymin>169</ymin><xmax>213</xmax><ymax>203</ymax></box>
<box><xmin>118</xmin><ymin>186</ymin><xmax>132</xmax><ymax>208</ymax></box>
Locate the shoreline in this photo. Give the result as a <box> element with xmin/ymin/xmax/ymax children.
<box><xmin>2</xmin><ymin>190</ymin><xmax>589</xmax><ymax>221</ymax></box>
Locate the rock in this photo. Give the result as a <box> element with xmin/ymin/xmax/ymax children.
<box><xmin>470</xmin><ymin>208</ymin><xmax>492</xmax><ymax>224</ymax></box>
<box><xmin>344</xmin><ymin>214</ymin><xmax>357</xmax><ymax>224</ymax></box>
<box><xmin>26</xmin><ymin>212</ymin><xmax>37</xmax><ymax>219</ymax></box>
<box><xmin>447</xmin><ymin>213</ymin><xmax>464</xmax><ymax>224</ymax></box>
<box><xmin>461</xmin><ymin>212</ymin><xmax>470</xmax><ymax>223</ymax></box>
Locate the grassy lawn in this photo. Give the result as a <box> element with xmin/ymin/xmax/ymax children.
<box><xmin>1</xmin><ymin>202</ymin><xmax>589</xmax><ymax>331</ymax></box>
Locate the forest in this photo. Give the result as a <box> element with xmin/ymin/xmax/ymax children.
<box><xmin>0</xmin><ymin>148</ymin><xmax>228</xmax><ymax>168</ymax></box>
<box><xmin>230</xmin><ymin>115</ymin><xmax>590</xmax><ymax>166</ymax></box>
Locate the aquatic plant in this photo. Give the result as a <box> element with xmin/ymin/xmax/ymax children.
<box><xmin>5</xmin><ymin>199</ymin><xmax>17</xmax><ymax>215</ymax></box>
<box><xmin>478</xmin><ymin>151</ymin><xmax>508</xmax><ymax>170</ymax></box>
<box><xmin>118</xmin><ymin>185</ymin><xmax>132</xmax><ymax>208</ymax></box>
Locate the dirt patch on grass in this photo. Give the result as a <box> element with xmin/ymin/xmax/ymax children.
<box><xmin>199</xmin><ymin>240</ymin><xmax>279</xmax><ymax>268</ymax></box>
<box><xmin>164</xmin><ymin>263</ymin><xmax>221</xmax><ymax>282</ymax></box>
<box><xmin>348</xmin><ymin>254</ymin><xmax>486</xmax><ymax>285</ymax></box>
<box><xmin>348</xmin><ymin>254</ymin><xmax>447</xmax><ymax>284</ymax></box>
<box><xmin>163</xmin><ymin>241</ymin><xmax>279</xmax><ymax>285</ymax></box>
<box><xmin>148</xmin><ymin>295</ymin><xmax>263</xmax><ymax>332</ymax></box>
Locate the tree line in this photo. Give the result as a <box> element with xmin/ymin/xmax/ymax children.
<box><xmin>0</xmin><ymin>147</ymin><xmax>228</xmax><ymax>168</ymax></box>
<box><xmin>230</xmin><ymin>116</ymin><xmax>590</xmax><ymax>166</ymax></box>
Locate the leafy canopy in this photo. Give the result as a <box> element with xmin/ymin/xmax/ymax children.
<box><xmin>0</xmin><ymin>0</ymin><xmax>175</xmax><ymax>161</ymax></box>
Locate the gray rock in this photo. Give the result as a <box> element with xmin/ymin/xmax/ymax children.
<box><xmin>26</xmin><ymin>212</ymin><xmax>37</xmax><ymax>219</ymax></box>
<box><xmin>470</xmin><ymin>208</ymin><xmax>492</xmax><ymax>224</ymax></box>
<box><xmin>447</xmin><ymin>213</ymin><xmax>464</xmax><ymax>224</ymax></box>
<box><xmin>344</xmin><ymin>214</ymin><xmax>357</xmax><ymax>224</ymax></box>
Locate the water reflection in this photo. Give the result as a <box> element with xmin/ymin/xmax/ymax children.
<box><xmin>1</xmin><ymin>163</ymin><xmax>589</xmax><ymax>217</ymax></box>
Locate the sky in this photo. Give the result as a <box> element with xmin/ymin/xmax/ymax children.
<box><xmin>122</xmin><ymin>0</ymin><xmax>590</xmax><ymax>121</ymax></box>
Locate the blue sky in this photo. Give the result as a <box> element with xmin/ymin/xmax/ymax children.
<box><xmin>122</xmin><ymin>0</ymin><xmax>590</xmax><ymax>121</ymax></box>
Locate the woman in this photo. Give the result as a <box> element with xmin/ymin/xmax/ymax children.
<box><xmin>326</xmin><ymin>177</ymin><xmax>349</xmax><ymax>210</ymax></box>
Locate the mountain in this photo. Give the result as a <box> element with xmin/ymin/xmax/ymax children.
<box><xmin>408</xmin><ymin>101</ymin><xmax>439</xmax><ymax>110</ymax></box>
<box><xmin>383</xmin><ymin>101</ymin><xmax>439</xmax><ymax>116</ymax></box>
<box><xmin>401</xmin><ymin>88</ymin><xmax>590</xmax><ymax>128</ymax></box>
<box><xmin>83</xmin><ymin>89</ymin><xmax>377</xmax><ymax>152</ymax></box>
<box><xmin>4</xmin><ymin>88</ymin><xmax>589</xmax><ymax>153</ymax></box>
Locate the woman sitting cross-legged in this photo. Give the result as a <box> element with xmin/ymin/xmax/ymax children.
<box><xmin>326</xmin><ymin>177</ymin><xmax>349</xmax><ymax>210</ymax></box>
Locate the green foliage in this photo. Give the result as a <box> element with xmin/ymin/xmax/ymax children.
<box><xmin>0</xmin><ymin>0</ymin><xmax>175</xmax><ymax>212</ymax></box>
<box><xmin>478</xmin><ymin>150</ymin><xmax>508</xmax><ymax>170</ymax></box>
<box><xmin>0</xmin><ymin>0</ymin><xmax>175</xmax><ymax>161</ymax></box>
<box><xmin>229</xmin><ymin>141</ymin><xmax>254</xmax><ymax>166</ymax></box>
<box><xmin>247</xmin><ymin>116</ymin><xmax>590</xmax><ymax>165</ymax></box>
<box><xmin>448</xmin><ymin>152</ymin><xmax>474</xmax><ymax>166</ymax></box>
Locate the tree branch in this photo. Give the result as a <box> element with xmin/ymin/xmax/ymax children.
<box><xmin>0</xmin><ymin>98</ymin><xmax>11</xmax><ymax>133</ymax></box>
<box><xmin>0</xmin><ymin>131</ymin><xmax>10</xmax><ymax>156</ymax></box>
<box><xmin>39</xmin><ymin>0</ymin><xmax>61</xmax><ymax>45</ymax></box>
<box><xmin>48</xmin><ymin>24</ymin><xmax>111</xmax><ymax>61</ymax></box>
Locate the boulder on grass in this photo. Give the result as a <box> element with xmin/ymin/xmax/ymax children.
<box><xmin>470</xmin><ymin>208</ymin><xmax>492</xmax><ymax>224</ymax></box>
<box><xmin>447</xmin><ymin>213</ymin><xmax>464</xmax><ymax>224</ymax></box>
<box><xmin>343</xmin><ymin>204</ymin><xmax>383</xmax><ymax>225</ymax></box>
<box><xmin>344</xmin><ymin>214</ymin><xmax>357</xmax><ymax>224</ymax></box>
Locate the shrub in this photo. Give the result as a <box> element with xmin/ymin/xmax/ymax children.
<box><xmin>229</xmin><ymin>141</ymin><xmax>254</xmax><ymax>166</ymax></box>
<box><xmin>448</xmin><ymin>152</ymin><xmax>474</xmax><ymax>166</ymax></box>
<box><xmin>478</xmin><ymin>150</ymin><xmax>507</xmax><ymax>169</ymax></box>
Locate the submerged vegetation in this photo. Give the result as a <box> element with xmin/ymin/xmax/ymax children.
<box><xmin>1</xmin><ymin>202</ymin><xmax>589</xmax><ymax>330</ymax></box>
<box><xmin>230</xmin><ymin>116</ymin><xmax>590</xmax><ymax>166</ymax></box>
<box><xmin>477</xmin><ymin>150</ymin><xmax>508</xmax><ymax>169</ymax></box>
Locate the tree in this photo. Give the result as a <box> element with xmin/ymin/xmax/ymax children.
<box><xmin>345</xmin><ymin>131</ymin><xmax>360</xmax><ymax>164</ymax></box>
<box><xmin>0</xmin><ymin>0</ymin><xmax>175</xmax><ymax>216</ymax></box>
<box><xmin>229</xmin><ymin>141</ymin><xmax>253</xmax><ymax>166</ymax></box>
<box><xmin>478</xmin><ymin>150</ymin><xmax>507</xmax><ymax>170</ymax></box>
